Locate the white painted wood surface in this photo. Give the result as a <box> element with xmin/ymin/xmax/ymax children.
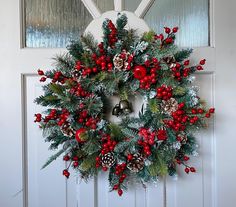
<box><xmin>0</xmin><ymin>0</ymin><xmax>236</xmax><ymax>207</ymax></box>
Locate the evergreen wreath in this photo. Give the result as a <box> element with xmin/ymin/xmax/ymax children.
<box><xmin>35</xmin><ymin>14</ymin><xmax>215</xmax><ymax>196</ymax></box>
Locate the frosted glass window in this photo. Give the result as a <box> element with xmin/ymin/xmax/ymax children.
<box><xmin>24</xmin><ymin>0</ymin><xmax>209</xmax><ymax>48</ymax></box>
<box><xmin>24</xmin><ymin>0</ymin><xmax>113</xmax><ymax>48</ymax></box>
<box><xmin>125</xmin><ymin>0</ymin><xmax>209</xmax><ymax>47</ymax></box>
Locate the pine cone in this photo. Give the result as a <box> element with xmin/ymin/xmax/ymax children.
<box><xmin>101</xmin><ymin>152</ymin><xmax>116</xmax><ymax>167</ymax></box>
<box><xmin>61</xmin><ymin>122</ymin><xmax>75</xmax><ymax>137</ymax></box>
<box><xmin>127</xmin><ymin>153</ymin><xmax>144</xmax><ymax>173</ymax></box>
<box><xmin>161</xmin><ymin>98</ymin><xmax>178</xmax><ymax>115</ymax></box>
<box><xmin>113</xmin><ymin>55</ymin><xmax>124</xmax><ymax>70</ymax></box>
<box><xmin>113</xmin><ymin>50</ymin><xmax>131</xmax><ymax>70</ymax></box>
<box><xmin>163</xmin><ymin>56</ymin><xmax>176</xmax><ymax>65</ymax></box>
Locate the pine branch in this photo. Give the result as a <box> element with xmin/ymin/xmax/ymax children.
<box><xmin>67</xmin><ymin>40</ymin><xmax>84</xmax><ymax>60</ymax></box>
<box><xmin>109</xmin><ymin>123</ymin><xmax>124</xmax><ymax>141</ymax></box>
<box><xmin>174</xmin><ymin>49</ymin><xmax>193</xmax><ymax>62</ymax></box>
<box><xmin>41</xmin><ymin>149</ymin><xmax>65</xmax><ymax>169</ymax></box>
<box><xmin>81</xmin><ymin>33</ymin><xmax>98</xmax><ymax>53</ymax></box>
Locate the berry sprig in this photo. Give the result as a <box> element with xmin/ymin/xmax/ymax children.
<box><xmin>176</xmin><ymin>157</ymin><xmax>196</xmax><ymax>174</ymax></box>
<box><xmin>113</xmin><ymin>163</ymin><xmax>127</xmax><ymax>196</ymax></box>
<box><xmin>69</xmin><ymin>83</ymin><xmax>90</xmax><ymax>97</ymax></box>
<box><xmin>155</xmin><ymin>27</ymin><xmax>178</xmax><ymax>46</ymax></box>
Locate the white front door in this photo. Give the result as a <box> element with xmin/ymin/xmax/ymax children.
<box><xmin>0</xmin><ymin>0</ymin><xmax>235</xmax><ymax>207</ymax></box>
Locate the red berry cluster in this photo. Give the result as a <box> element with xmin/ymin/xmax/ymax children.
<box><xmin>107</xmin><ymin>20</ymin><xmax>118</xmax><ymax>46</ymax></box>
<box><xmin>57</xmin><ymin>109</ymin><xmax>70</xmax><ymax>126</ymax></box>
<box><xmin>45</xmin><ymin>109</ymin><xmax>57</xmax><ymax>121</ymax></box>
<box><xmin>113</xmin><ymin>163</ymin><xmax>127</xmax><ymax>196</ymax></box>
<box><xmin>184</xmin><ymin>167</ymin><xmax>196</xmax><ymax>174</ymax></box>
<box><xmin>63</xmin><ymin>155</ymin><xmax>79</xmax><ymax>168</ymax></box>
<box><xmin>70</xmin><ymin>83</ymin><xmax>90</xmax><ymax>97</ymax></box>
<box><xmin>52</xmin><ymin>71</ymin><xmax>66</xmax><ymax>84</ymax></box>
<box><xmin>75</xmin><ymin>60</ymin><xmax>99</xmax><ymax>76</ymax></box>
<box><xmin>171</xmin><ymin>61</ymin><xmax>191</xmax><ymax>81</ymax></box>
<box><xmin>156</xmin><ymin>85</ymin><xmax>173</xmax><ymax>100</ymax></box>
<box><xmin>141</xmin><ymin>59</ymin><xmax>160</xmax><ymax>90</ymax></box>
<box><xmin>100</xmin><ymin>134</ymin><xmax>117</xmax><ymax>155</ymax></box>
<box><xmin>93</xmin><ymin>53</ymin><xmax>113</xmax><ymax>72</ymax></box>
<box><xmin>35</xmin><ymin>108</ymin><xmax>68</xmax><ymax>126</ymax></box>
<box><xmin>205</xmin><ymin>108</ymin><xmax>215</xmax><ymax>118</ymax></box>
<box><xmin>191</xmin><ymin>107</ymin><xmax>215</xmax><ymax>119</ymax></box>
<box><xmin>137</xmin><ymin>128</ymin><xmax>157</xmax><ymax>156</ymax></box>
<box><xmin>165</xmin><ymin>108</ymin><xmax>188</xmax><ymax>131</ymax></box>
<box><xmin>77</xmin><ymin>110</ymin><xmax>98</xmax><ymax>130</ymax></box>
<box><xmin>157</xmin><ymin>129</ymin><xmax>168</xmax><ymax>140</ymax></box>
<box><xmin>38</xmin><ymin>69</ymin><xmax>47</xmax><ymax>82</ymax></box>
<box><xmin>176</xmin><ymin>157</ymin><xmax>196</xmax><ymax>174</ymax></box>
<box><xmin>154</xmin><ymin>27</ymin><xmax>178</xmax><ymax>45</ymax></box>
<box><xmin>196</xmin><ymin>59</ymin><xmax>206</xmax><ymax>71</ymax></box>
<box><xmin>138</xmin><ymin>128</ymin><xmax>156</xmax><ymax>145</ymax></box>
<box><xmin>62</xmin><ymin>155</ymin><xmax>81</xmax><ymax>178</ymax></box>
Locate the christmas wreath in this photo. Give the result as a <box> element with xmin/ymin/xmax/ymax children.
<box><xmin>35</xmin><ymin>14</ymin><xmax>214</xmax><ymax>196</ymax></box>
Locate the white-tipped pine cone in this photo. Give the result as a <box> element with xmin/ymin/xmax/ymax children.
<box><xmin>101</xmin><ymin>152</ymin><xmax>116</xmax><ymax>167</ymax></box>
<box><xmin>127</xmin><ymin>153</ymin><xmax>144</xmax><ymax>173</ymax></box>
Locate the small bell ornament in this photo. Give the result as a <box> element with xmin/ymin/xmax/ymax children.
<box><xmin>112</xmin><ymin>104</ymin><xmax>121</xmax><ymax>116</ymax></box>
<box><xmin>101</xmin><ymin>152</ymin><xmax>116</xmax><ymax>168</ymax></box>
<box><xmin>127</xmin><ymin>153</ymin><xmax>145</xmax><ymax>173</ymax></box>
<box><xmin>119</xmin><ymin>100</ymin><xmax>130</xmax><ymax>110</ymax></box>
<box><xmin>119</xmin><ymin>100</ymin><xmax>132</xmax><ymax>114</ymax></box>
<box><xmin>123</xmin><ymin>108</ymin><xmax>132</xmax><ymax>114</ymax></box>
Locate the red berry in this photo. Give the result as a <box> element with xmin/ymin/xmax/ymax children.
<box><xmin>73</xmin><ymin>161</ymin><xmax>79</xmax><ymax>167</ymax></box>
<box><xmin>209</xmin><ymin>108</ymin><xmax>215</xmax><ymax>113</ymax></box>
<box><xmin>172</xmin><ymin>27</ymin><xmax>178</xmax><ymax>33</ymax></box>
<box><xmin>184</xmin><ymin>60</ymin><xmax>190</xmax><ymax>66</ymax></box>
<box><xmin>200</xmin><ymin>59</ymin><xmax>206</xmax><ymax>65</ymax></box>
<box><xmin>118</xmin><ymin>189</ymin><xmax>123</xmax><ymax>196</ymax></box>
<box><xmin>185</xmin><ymin>167</ymin><xmax>190</xmax><ymax>174</ymax></box>
<box><xmin>63</xmin><ymin>155</ymin><xmax>70</xmax><ymax>161</ymax></box>
<box><xmin>37</xmin><ymin>69</ymin><xmax>44</xmax><ymax>76</ymax></box>
<box><xmin>197</xmin><ymin>65</ymin><xmax>203</xmax><ymax>70</ymax></box>
<box><xmin>73</xmin><ymin>156</ymin><xmax>79</xmax><ymax>161</ymax></box>
<box><xmin>40</xmin><ymin>77</ymin><xmax>46</xmax><ymax>82</ymax></box>
<box><xmin>183</xmin><ymin>156</ymin><xmax>189</xmax><ymax>161</ymax></box>
<box><xmin>205</xmin><ymin>113</ymin><xmax>211</xmax><ymax>118</ymax></box>
<box><xmin>102</xmin><ymin>166</ymin><xmax>108</xmax><ymax>171</ymax></box>
<box><xmin>191</xmin><ymin>109</ymin><xmax>197</xmax><ymax>114</ymax></box>
<box><xmin>113</xmin><ymin>184</ymin><xmax>119</xmax><ymax>190</ymax></box>
<box><xmin>164</xmin><ymin>27</ymin><xmax>171</xmax><ymax>34</ymax></box>
<box><xmin>190</xmin><ymin>167</ymin><xmax>196</xmax><ymax>172</ymax></box>
<box><xmin>165</xmin><ymin>37</ymin><xmax>173</xmax><ymax>44</ymax></box>
<box><xmin>63</xmin><ymin>169</ymin><xmax>70</xmax><ymax>178</ymax></box>
<box><xmin>198</xmin><ymin>108</ymin><xmax>204</xmax><ymax>114</ymax></box>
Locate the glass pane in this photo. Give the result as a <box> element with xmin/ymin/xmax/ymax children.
<box><xmin>144</xmin><ymin>0</ymin><xmax>209</xmax><ymax>47</ymax></box>
<box><xmin>25</xmin><ymin>0</ymin><xmax>92</xmax><ymax>48</ymax></box>
<box><xmin>95</xmin><ymin>0</ymin><xmax>113</xmax><ymax>12</ymax></box>
<box><xmin>124</xmin><ymin>0</ymin><xmax>141</xmax><ymax>12</ymax></box>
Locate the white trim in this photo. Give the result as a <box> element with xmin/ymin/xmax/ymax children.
<box><xmin>134</xmin><ymin>0</ymin><xmax>156</xmax><ymax>18</ymax></box>
<box><xmin>81</xmin><ymin>0</ymin><xmax>102</xmax><ymax>19</ymax></box>
<box><xmin>114</xmin><ymin>0</ymin><xmax>123</xmax><ymax>12</ymax></box>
